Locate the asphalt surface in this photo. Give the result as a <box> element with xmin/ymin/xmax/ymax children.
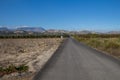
<box><xmin>34</xmin><ymin>38</ymin><xmax>120</xmax><ymax>80</ymax></box>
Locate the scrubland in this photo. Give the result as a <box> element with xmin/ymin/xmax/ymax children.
<box><xmin>74</xmin><ymin>34</ymin><xmax>120</xmax><ymax>58</ymax></box>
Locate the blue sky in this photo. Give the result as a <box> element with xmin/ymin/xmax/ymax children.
<box><xmin>0</xmin><ymin>0</ymin><xmax>120</xmax><ymax>31</ymax></box>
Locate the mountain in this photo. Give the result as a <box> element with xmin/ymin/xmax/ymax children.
<box><xmin>78</xmin><ymin>30</ymin><xmax>103</xmax><ymax>34</ymax></box>
<box><xmin>47</xmin><ymin>29</ymin><xmax>69</xmax><ymax>33</ymax></box>
<box><xmin>78</xmin><ymin>30</ymin><xmax>92</xmax><ymax>34</ymax></box>
<box><xmin>0</xmin><ymin>27</ymin><xmax>9</xmax><ymax>31</ymax></box>
<box><xmin>0</xmin><ymin>26</ymin><xmax>46</xmax><ymax>34</ymax></box>
<box><xmin>16</xmin><ymin>27</ymin><xmax>46</xmax><ymax>32</ymax></box>
<box><xmin>0</xmin><ymin>27</ymin><xmax>11</xmax><ymax>34</ymax></box>
<box><xmin>107</xmin><ymin>31</ymin><xmax>120</xmax><ymax>34</ymax></box>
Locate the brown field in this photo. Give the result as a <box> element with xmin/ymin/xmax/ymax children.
<box><xmin>0</xmin><ymin>38</ymin><xmax>63</xmax><ymax>80</ymax></box>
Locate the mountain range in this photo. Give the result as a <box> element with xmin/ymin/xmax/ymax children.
<box><xmin>0</xmin><ymin>27</ymin><xmax>120</xmax><ymax>34</ymax></box>
<box><xmin>17</xmin><ymin>27</ymin><xmax>46</xmax><ymax>32</ymax></box>
<box><xmin>0</xmin><ymin>27</ymin><xmax>46</xmax><ymax>33</ymax></box>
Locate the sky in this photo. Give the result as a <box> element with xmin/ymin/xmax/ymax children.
<box><xmin>0</xmin><ymin>0</ymin><xmax>120</xmax><ymax>31</ymax></box>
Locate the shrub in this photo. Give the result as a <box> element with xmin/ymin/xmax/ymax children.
<box><xmin>4</xmin><ymin>65</ymin><xmax>16</xmax><ymax>74</ymax></box>
<box><xmin>16</xmin><ymin>64</ymin><xmax>28</xmax><ymax>72</ymax></box>
<box><xmin>74</xmin><ymin>35</ymin><xmax>120</xmax><ymax>58</ymax></box>
<box><xmin>0</xmin><ymin>67</ymin><xmax>3</xmax><ymax>71</ymax></box>
<box><xmin>105</xmin><ymin>41</ymin><xmax>120</xmax><ymax>49</ymax></box>
<box><xmin>0</xmin><ymin>64</ymin><xmax>29</xmax><ymax>77</ymax></box>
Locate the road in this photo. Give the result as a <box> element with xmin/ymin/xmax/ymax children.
<box><xmin>34</xmin><ymin>38</ymin><xmax>120</xmax><ymax>80</ymax></box>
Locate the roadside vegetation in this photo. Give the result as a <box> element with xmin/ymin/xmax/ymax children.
<box><xmin>0</xmin><ymin>64</ymin><xmax>28</xmax><ymax>77</ymax></box>
<box><xmin>74</xmin><ymin>34</ymin><xmax>120</xmax><ymax>58</ymax></box>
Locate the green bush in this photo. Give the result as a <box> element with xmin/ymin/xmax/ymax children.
<box><xmin>0</xmin><ymin>64</ymin><xmax>29</xmax><ymax>77</ymax></box>
<box><xmin>4</xmin><ymin>65</ymin><xmax>16</xmax><ymax>74</ymax></box>
<box><xmin>16</xmin><ymin>64</ymin><xmax>28</xmax><ymax>72</ymax></box>
<box><xmin>0</xmin><ymin>67</ymin><xmax>3</xmax><ymax>71</ymax></box>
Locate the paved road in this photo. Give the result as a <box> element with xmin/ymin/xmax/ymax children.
<box><xmin>34</xmin><ymin>38</ymin><xmax>120</xmax><ymax>80</ymax></box>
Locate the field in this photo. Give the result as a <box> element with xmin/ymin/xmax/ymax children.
<box><xmin>0</xmin><ymin>38</ymin><xmax>63</xmax><ymax>80</ymax></box>
<box><xmin>74</xmin><ymin>34</ymin><xmax>120</xmax><ymax>58</ymax></box>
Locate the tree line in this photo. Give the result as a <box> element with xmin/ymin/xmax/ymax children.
<box><xmin>75</xmin><ymin>34</ymin><xmax>120</xmax><ymax>38</ymax></box>
<box><xmin>0</xmin><ymin>33</ymin><xmax>69</xmax><ymax>39</ymax></box>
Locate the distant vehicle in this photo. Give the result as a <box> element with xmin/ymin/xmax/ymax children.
<box><xmin>61</xmin><ymin>35</ymin><xmax>63</xmax><ymax>39</ymax></box>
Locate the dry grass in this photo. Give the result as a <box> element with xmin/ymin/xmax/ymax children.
<box><xmin>75</xmin><ymin>36</ymin><xmax>120</xmax><ymax>58</ymax></box>
<box><xmin>0</xmin><ymin>38</ymin><xmax>63</xmax><ymax>80</ymax></box>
